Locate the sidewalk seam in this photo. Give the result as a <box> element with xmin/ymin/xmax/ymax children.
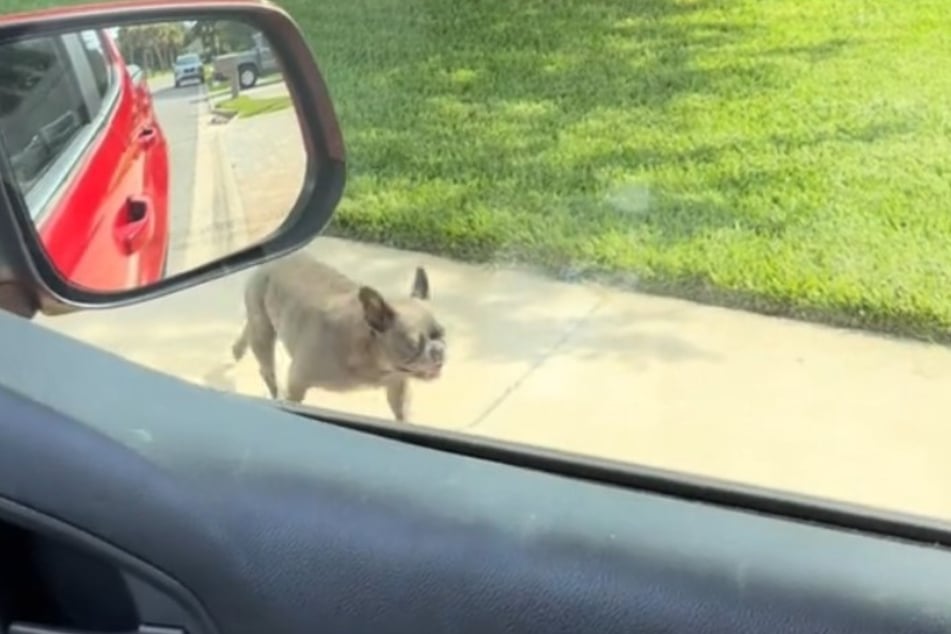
<box><xmin>460</xmin><ymin>296</ymin><xmax>608</xmax><ymax>431</ymax></box>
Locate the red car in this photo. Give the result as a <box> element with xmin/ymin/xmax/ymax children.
<box><xmin>0</xmin><ymin>28</ymin><xmax>169</xmax><ymax>291</ymax></box>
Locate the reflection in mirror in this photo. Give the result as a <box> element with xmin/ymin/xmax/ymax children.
<box><xmin>0</xmin><ymin>18</ymin><xmax>307</xmax><ymax>292</ymax></box>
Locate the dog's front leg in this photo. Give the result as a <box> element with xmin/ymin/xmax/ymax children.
<box><xmin>385</xmin><ymin>379</ymin><xmax>409</xmax><ymax>422</ymax></box>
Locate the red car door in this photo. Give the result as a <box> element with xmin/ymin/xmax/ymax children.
<box><xmin>124</xmin><ymin>38</ymin><xmax>171</xmax><ymax>283</ymax></box>
<box><xmin>0</xmin><ymin>29</ymin><xmax>169</xmax><ymax>292</ymax></box>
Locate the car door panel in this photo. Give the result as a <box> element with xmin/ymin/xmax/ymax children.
<box><xmin>38</xmin><ymin>35</ymin><xmax>144</xmax><ymax>292</ymax></box>
<box><xmin>70</xmin><ymin>36</ymin><xmax>151</xmax><ymax>291</ymax></box>
<box><xmin>112</xmin><ymin>31</ymin><xmax>169</xmax><ymax>284</ymax></box>
<box><xmin>0</xmin><ymin>308</ymin><xmax>950</xmax><ymax>634</ymax></box>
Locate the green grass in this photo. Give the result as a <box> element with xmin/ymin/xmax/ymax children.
<box><xmin>214</xmin><ymin>94</ymin><xmax>292</xmax><ymax>118</ymax></box>
<box><xmin>8</xmin><ymin>0</ymin><xmax>951</xmax><ymax>340</ymax></box>
<box><xmin>292</xmin><ymin>0</ymin><xmax>951</xmax><ymax>341</ymax></box>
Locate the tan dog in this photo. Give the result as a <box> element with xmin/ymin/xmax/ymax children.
<box><xmin>231</xmin><ymin>252</ymin><xmax>446</xmax><ymax>421</ymax></box>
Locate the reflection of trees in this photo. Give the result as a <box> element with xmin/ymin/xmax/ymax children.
<box><xmin>214</xmin><ymin>21</ymin><xmax>256</xmax><ymax>52</ymax></box>
<box><xmin>116</xmin><ymin>21</ymin><xmax>258</xmax><ymax>69</ymax></box>
<box><xmin>0</xmin><ymin>39</ymin><xmax>82</xmax><ymax>193</ymax></box>
<box><xmin>116</xmin><ymin>23</ymin><xmax>187</xmax><ymax>72</ymax></box>
<box><xmin>0</xmin><ymin>43</ymin><xmax>55</xmax><ymax>116</ymax></box>
<box><xmin>187</xmin><ymin>20</ymin><xmax>257</xmax><ymax>61</ymax></box>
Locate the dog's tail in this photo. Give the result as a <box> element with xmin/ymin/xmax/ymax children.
<box><xmin>232</xmin><ymin>321</ymin><xmax>250</xmax><ymax>361</ymax></box>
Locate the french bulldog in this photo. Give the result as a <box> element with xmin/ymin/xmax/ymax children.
<box><xmin>231</xmin><ymin>252</ymin><xmax>446</xmax><ymax>421</ymax></box>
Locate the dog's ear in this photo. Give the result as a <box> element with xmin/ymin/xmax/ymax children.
<box><xmin>358</xmin><ymin>286</ymin><xmax>396</xmax><ymax>332</ymax></box>
<box><xmin>410</xmin><ymin>266</ymin><xmax>430</xmax><ymax>300</ymax></box>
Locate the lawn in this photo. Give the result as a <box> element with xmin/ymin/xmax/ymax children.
<box><xmin>9</xmin><ymin>0</ymin><xmax>951</xmax><ymax>340</ymax></box>
<box><xmin>292</xmin><ymin>0</ymin><xmax>951</xmax><ymax>341</ymax></box>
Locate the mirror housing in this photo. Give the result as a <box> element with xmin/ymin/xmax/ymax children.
<box><xmin>0</xmin><ymin>0</ymin><xmax>346</xmax><ymax>317</ymax></box>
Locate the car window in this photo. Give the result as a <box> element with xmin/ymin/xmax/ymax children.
<box><xmin>176</xmin><ymin>54</ymin><xmax>200</xmax><ymax>65</ymax></box>
<box><xmin>0</xmin><ymin>31</ymin><xmax>117</xmax><ymax>220</ymax></box>
<box><xmin>0</xmin><ymin>36</ymin><xmax>88</xmax><ymax>201</ymax></box>
<box><xmin>38</xmin><ymin>3</ymin><xmax>951</xmax><ymax>528</ymax></box>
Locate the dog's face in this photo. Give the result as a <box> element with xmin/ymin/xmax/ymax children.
<box><xmin>357</xmin><ymin>267</ymin><xmax>446</xmax><ymax>380</ymax></box>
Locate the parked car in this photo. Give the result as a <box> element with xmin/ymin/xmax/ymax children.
<box><xmin>0</xmin><ymin>29</ymin><xmax>170</xmax><ymax>290</ymax></box>
<box><xmin>173</xmin><ymin>52</ymin><xmax>205</xmax><ymax>87</ymax></box>
<box><xmin>212</xmin><ymin>31</ymin><xmax>278</xmax><ymax>89</ymax></box>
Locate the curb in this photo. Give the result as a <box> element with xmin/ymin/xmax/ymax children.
<box><xmin>198</xmin><ymin>82</ymin><xmax>239</xmax><ymax>123</ymax></box>
<box><xmin>211</xmin><ymin>108</ymin><xmax>239</xmax><ymax>119</ymax></box>
<box><xmin>177</xmin><ymin>92</ymin><xmax>219</xmax><ymax>272</ymax></box>
<box><xmin>211</xmin><ymin>109</ymin><xmax>240</xmax><ymax>125</ymax></box>
<box><xmin>213</xmin><ymin>123</ymin><xmax>250</xmax><ymax>252</ymax></box>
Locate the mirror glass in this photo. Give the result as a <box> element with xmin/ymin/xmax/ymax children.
<box><xmin>0</xmin><ymin>18</ymin><xmax>308</xmax><ymax>292</ymax></box>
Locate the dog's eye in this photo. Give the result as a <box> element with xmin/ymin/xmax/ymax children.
<box><xmin>429</xmin><ymin>325</ymin><xmax>444</xmax><ymax>340</ymax></box>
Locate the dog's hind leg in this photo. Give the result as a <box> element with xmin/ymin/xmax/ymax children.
<box><xmin>247</xmin><ymin>320</ymin><xmax>279</xmax><ymax>399</ymax></box>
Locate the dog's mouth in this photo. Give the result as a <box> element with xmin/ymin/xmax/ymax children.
<box><xmin>417</xmin><ymin>364</ymin><xmax>442</xmax><ymax>380</ymax></box>
<box><xmin>399</xmin><ymin>363</ymin><xmax>443</xmax><ymax>380</ymax></box>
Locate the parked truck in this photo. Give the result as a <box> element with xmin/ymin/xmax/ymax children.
<box><xmin>212</xmin><ymin>31</ymin><xmax>278</xmax><ymax>90</ymax></box>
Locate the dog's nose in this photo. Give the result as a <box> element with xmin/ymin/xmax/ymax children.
<box><xmin>430</xmin><ymin>346</ymin><xmax>445</xmax><ymax>364</ymax></box>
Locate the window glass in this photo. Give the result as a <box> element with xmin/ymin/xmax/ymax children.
<box><xmin>0</xmin><ymin>36</ymin><xmax>86</xmax><ymax>197</ymax></box>
<box><xmin>37</xmin><ymin>5</ymin><xmax>951</xmax><ymax>526</ymax></box>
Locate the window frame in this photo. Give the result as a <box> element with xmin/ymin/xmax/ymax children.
<box><xmin>126</xmin><ymin>63</ymin><xmax>143</xmax><ymax>84</ymax></box>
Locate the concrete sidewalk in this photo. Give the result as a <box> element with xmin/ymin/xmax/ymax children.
<box><xmin>37</xmin><ymin>236</ymin><xmax>951</xmax><ymax>520</ymax></box>
<box><xmin>220</xmin><ymin>107</ymin><xmax>305</xmax><ymax>245</ymax></box>
<box><xmin>155</xmin><ymin>80</ymin><xmax>253</xmax><ymax>275</ymax></box>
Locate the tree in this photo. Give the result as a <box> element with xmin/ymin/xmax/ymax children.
<box><xmin>187</xmin><ymin>20</ymin><xmax>257</xmax><ymax>62</ymax></box>
<box><xmin>216</xmin><ymin>21</ymin><xmax>256</xmax><ymax>53</ymax></box>
<box><xmin>116</xmin><ymin>22</ymin><xmax>188</xmax><ymax>72</ymax></box>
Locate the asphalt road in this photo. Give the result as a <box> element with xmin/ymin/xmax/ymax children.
<box><xmin>149</xmin><ymin>77</ymin><xmax>203</xmax><ymax>274</ymax></box>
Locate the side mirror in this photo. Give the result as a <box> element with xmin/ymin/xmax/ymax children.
<box><xmin>0</xmin><ymin>0</ymin><xmax>346</xmax><ymax>315</ymax></box>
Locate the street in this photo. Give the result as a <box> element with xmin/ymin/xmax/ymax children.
<box><xmin>149</xmin><ymin>76</ymin><xmax>201</xmax><ymax>274</ymax></box>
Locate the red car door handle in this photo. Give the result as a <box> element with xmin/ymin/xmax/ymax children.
<box><xmin>138</xmin><ymin>126</ymin><xmax>158</xmax><ymax>147</ymax></box>
<box><xmin>114</xmin><ymin>195</ymin><xmax>155</xmax><ymax>255</ymax></box>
